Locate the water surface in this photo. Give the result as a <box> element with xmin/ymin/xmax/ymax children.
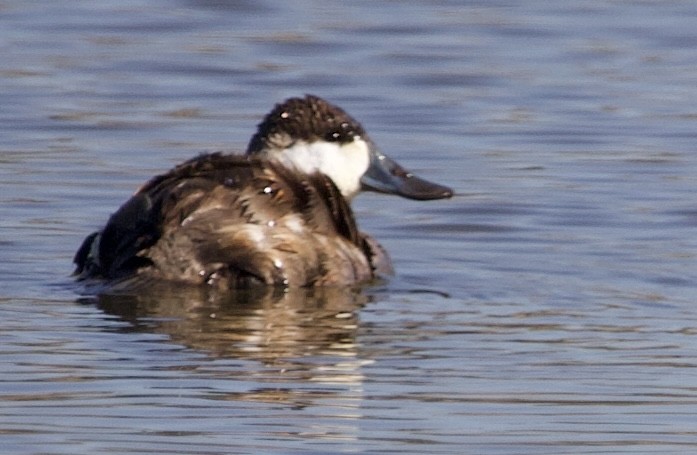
<box><xmin>2</xmin><ymin>1</ymin><xmax>697</xmax><ymax>453</ymax></box>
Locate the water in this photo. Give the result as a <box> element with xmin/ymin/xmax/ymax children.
<box><xmin>2</xmin><ymin>0</ymin><xmax>697</xmax><ymax>453</ymax></box>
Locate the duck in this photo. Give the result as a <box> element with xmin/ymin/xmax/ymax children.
<box><xmin>74</xmin><ymin>95</ymin><xmax>452</xmax><ymax>288</ymax></box>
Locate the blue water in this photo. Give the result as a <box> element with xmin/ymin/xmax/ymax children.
<box><xmin>2</xmin><ymin>1</ymin><xmax>697</xmax><ymax>453</ymax></box>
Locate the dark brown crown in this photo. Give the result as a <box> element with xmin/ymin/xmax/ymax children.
<box><xmin>246</xmin><ymin>95</ymin><xmax>366</xmax><ymax>154</ymax></box>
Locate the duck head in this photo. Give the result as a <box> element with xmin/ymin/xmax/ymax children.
<box><xmin>246</xmin><ymin>95</ymin><xmax>453</xmax><ymax>201</ymax></box>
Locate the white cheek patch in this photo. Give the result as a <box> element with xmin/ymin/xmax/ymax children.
<box><xmin>275</xmin><ymin>138</ymin><xmax>371</xmax><ymax>200</ymax></box>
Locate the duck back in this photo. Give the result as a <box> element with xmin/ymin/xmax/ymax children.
<box><xmin>74</xmin><ymin>153</ymin><xmax>390</xmax><ymax>288</ymax></box>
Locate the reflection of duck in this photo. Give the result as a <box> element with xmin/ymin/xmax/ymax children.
<box><xmin>74</xmin><ymin>95</ymin><xmax>452</xmax><ymax>288</ymax></box>
<box><xmin>88</xmin><ymin>283</ymin><xmax>368</xmax><ymax>362</ymax></box>
<box><xmin>85</xmin><ymin>283</ymin><xmax>371</xmax><ymax>409</ymax></box>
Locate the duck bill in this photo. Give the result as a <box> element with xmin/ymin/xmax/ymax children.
<box><xmin>360</xmin><ymin>150</ymin><xmax>453</xmax><ymax>200</ymax></box>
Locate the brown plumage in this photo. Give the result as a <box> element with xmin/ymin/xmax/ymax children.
<box><xmin>74</xmin><ymin>153</ymin><xmax>390</xmax><ymax>288</ymax></box>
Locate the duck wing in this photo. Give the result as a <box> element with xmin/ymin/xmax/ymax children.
<box><xmin>75</xmin><ymin>153</ymin><xmax>375</xmax><ymax>287</ymax></box>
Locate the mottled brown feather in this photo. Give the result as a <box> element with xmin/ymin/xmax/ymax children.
<box><xmin>74</xmin><ymin>153</ymin><xmax>384</xmax><ymax>288</ymax></box>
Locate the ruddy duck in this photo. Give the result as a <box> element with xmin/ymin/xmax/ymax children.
<box><xmin>74</xmin><ymin>95</ymin><xmax>452</xmax><ymax>288</ymax></box>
